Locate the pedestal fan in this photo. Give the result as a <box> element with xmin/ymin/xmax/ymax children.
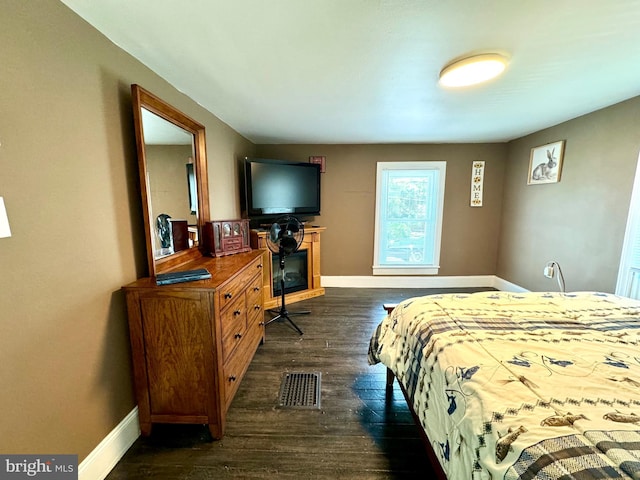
<box><xmin>265</xmin><ymin>215</ymin><xmax>309</xmax><ymax>335</ymax></box>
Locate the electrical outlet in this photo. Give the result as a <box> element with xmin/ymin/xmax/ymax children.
<box><xmin>543</xmin><ymin>265</ymin><xmax>554</xmax><ymax>278</ymax></box>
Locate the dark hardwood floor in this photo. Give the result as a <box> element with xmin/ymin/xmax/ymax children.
<box><xmin>107</xmin><ymin>287</ymin><xmax>492</xmax><ymax>479</ymax></box>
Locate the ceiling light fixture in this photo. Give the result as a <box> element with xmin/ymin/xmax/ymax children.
<box><xmin>439</xmin><ymin>53</ymin><xmax>508</xmax><ymax>88</ymax></box>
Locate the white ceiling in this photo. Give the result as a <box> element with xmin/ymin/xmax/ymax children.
<box><xmin>61</xmin><ymin>0</ymin><xmax>640</xmax><ymax>144</ymax></box>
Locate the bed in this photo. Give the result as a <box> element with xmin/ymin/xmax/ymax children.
<box><xmin>368</xmin><ymin>291</ymin><xmax>640</xmax><ymax>479</ymax></box>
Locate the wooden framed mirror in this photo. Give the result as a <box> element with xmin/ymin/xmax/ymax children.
<box><xmin>131</xmin><ymin>84</ymin><xmax>210</xmax><ymax>276</ymax></box>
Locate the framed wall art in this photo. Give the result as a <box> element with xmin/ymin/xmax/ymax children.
<box><xmin>309</xmin><ymin>155</ymin><xmax>326</xmax><ymax>173</ymax></box>
<box><xmin>527</xmin><ymin>140</ymin><xmax>565</xmax><ymax>185</ymax></box>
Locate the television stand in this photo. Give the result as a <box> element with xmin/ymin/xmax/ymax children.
<box><xmin>250</xmin><ymin>226</ymin><xmax>325</xmax><ymax>309</ymax></box>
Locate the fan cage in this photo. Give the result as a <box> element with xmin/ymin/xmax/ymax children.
<box><xmin>265</xmin><ymin>216</ymin><xmax>305</xmax><ymax>255</ymax></box>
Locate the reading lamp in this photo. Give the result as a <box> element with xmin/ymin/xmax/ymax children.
<box><xmin>543</xmin><ymin>260</ymin><xmax>565</xmax><ymax>293</ymax></box>
<box><xmin>0</xmin><ymin>197</ymin><xmax>11</xmax><ymax>238</ymax></box>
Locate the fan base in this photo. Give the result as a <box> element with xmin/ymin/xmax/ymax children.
<box><xmin>266</xmin><ymin>308</ymin><xmax>309</xmax><ymax>335</ymax></box>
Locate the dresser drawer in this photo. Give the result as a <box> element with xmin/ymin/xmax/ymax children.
<box><xmin>247</xmin><ymin>297</ymin><xmax>264</xmax><ymax>334</ymax></box>
<box><xmin>246</xmin><ymin>255</ymin><xmax>265</xmax><ymax>282</ymax></box>
<box><xmin>222</xmin><ymin>324</ymin><xmax>262</xmax><ymax>409</ymax></box>
<box><xmin>222</xmin><ymin>339</ymin><xmax>248</xmax><ymax>409</ymax></box>
<box><xmin>218</xmin><ymin>275</ymin><xmax>247</xmax><ymax>312</ymax></box>
<box><xmin>221</xmin><ymin>236</ymin><xmax>243</xmax><ymax>250</ymax></box>
<box><xmin>220</xmin><ymin>294</ymin><xmax>247</xmax><ymax>361</ymax></box>
<box><xmin>217</xmin><ymin>257</ymin><xmax>264</xmax><ymax>311</ymax></box>
<box><xmin>246</xmin><ymin>274</ymin><xmax>262</xmax><ymax>312</ymax></box>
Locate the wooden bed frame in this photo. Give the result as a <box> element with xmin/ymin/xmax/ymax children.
<box><xmin>383</xmin><ymin>303</ymin><xmax>447</xmax><ymax>480</ymax></box>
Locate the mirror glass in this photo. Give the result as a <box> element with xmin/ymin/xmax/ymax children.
<box><xmin>131</xmin><ymin>85</ymin><xmax>210</xmax><ymax>276</ymax></box>
<box><xmin>141</xmin><ymin>108</ymin><xmax>197</xmax><ymax>258</ymax></box>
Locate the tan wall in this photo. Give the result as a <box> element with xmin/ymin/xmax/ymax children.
<box><xmin>0</xmin><ymin>0</ymin><xmax>254</xmax><ymax>460</ymax></box>
<box><xmin>497</xmin><ymin>96</ymin><xmax>640</xmax><ymax>292</ymax></box>
<box><xmin>255</xmin><ymin>144</ymin><xmax>507</xmax><ymax>276</ymax></box>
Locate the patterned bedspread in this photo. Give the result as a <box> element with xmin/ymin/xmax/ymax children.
<box><xmin>368</xmin><ymin>291</ymin><xmax>640</xmax><ymax>479</ymax></box>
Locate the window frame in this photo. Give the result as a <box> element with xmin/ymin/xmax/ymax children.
<box><xmin>372</xmin><ymin>161</ymin><xmax>446</xmax><ymax>276</ymax></box>
<box><xmin>616</xmin><ymin>151</ymin><xmax>640</xmax><ymax>298</ymax></box>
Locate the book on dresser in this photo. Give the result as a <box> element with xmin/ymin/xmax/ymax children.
<box><xmin>155</xmin><ymin>268</ymin><xmax>212</xmax><ymax>285</ymax></box>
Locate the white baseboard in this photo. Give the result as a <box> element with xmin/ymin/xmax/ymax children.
<box><xmin>492</xmin><ymin>276</ymin><xmax>530</xmax><ymax>293</ymax></box>
<box><xmin>321</xmin><ymin>275</ymin><xmax>526</xmax><ymax>292</ymax></box>
<box><xmin>321</xmin><ymin>275</ymin><xmax>527</xmax><ymax>292</ymax></box>
<box><xmin>79</xmin><ymin>407</ymin><xmax>140</xmax><ymax>480</ymax></box>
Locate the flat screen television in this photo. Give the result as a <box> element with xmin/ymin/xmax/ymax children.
<box><xmin>243</xmin><ymin>158</ymin><xmax>321</xmax><ymax>220</ymax></box>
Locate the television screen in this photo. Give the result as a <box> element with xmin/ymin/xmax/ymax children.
<box><xmin>244</xmin><ymin>158</ymin><xmax>321</xmax><ymax>218</ymax></box>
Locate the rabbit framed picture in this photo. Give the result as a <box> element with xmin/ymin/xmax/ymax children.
<box><xmin>527</xmin><ymin>140</ymin><xmax>565</xmax><ymax>185</ymax></box>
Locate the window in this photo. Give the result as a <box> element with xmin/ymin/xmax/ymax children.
<box><xmin>373</xmin><ymin>161</ymin><xmax>446</xmax><ymax>275</ymax></box>
<box><xmin>616</xmin><ymin>151</ymin><xmax>640</xmax><ymax>299</ymax></box>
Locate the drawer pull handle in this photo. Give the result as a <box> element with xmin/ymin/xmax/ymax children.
<box><xmin>229</xmin><ymin>375</ymin><xmax>237</xmax><ymax>382</ymax></box>
<box><xmin>259</xmin><ymin>321</ymin><xmax>265</xmax><ymax>326</ymax></box>
<box><xmin>234</xmin><ymin>333</ymin><xmax>243</xmax><ymax>339</ymax></box>
<box><xmin>224</xmin><ymin>292</ymin><xmax>233</xmax><ymax>299</ymax></box>
<box><xmin>254</xmin><ymin>305</ymin><xmax>261</xmax><ymax>311</ymax></box>
<box><xmin>233</xmin><ymin>310</ymin><xmax>241</xmax><ymax>316</ymax></box>
<box><xmin>253</xmin><ymin>286</ymin><xmax>260</xmax><ymax>292</ymax></box>
<box><xmin>257</xmin><ymin>264</ymin><xmax>263</xmax><ymax>269</ymax></box>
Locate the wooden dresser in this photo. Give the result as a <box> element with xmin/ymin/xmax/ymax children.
<box><xmin>122</xmin><ymin>250</ymin><xmax>265</xmax><ymax>438</ymax></box>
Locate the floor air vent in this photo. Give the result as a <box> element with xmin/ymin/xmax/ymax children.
<box><xmin>277</xmin><ymin>372</ymin><xmax>321</xmax><ymax>409</ymax></box>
